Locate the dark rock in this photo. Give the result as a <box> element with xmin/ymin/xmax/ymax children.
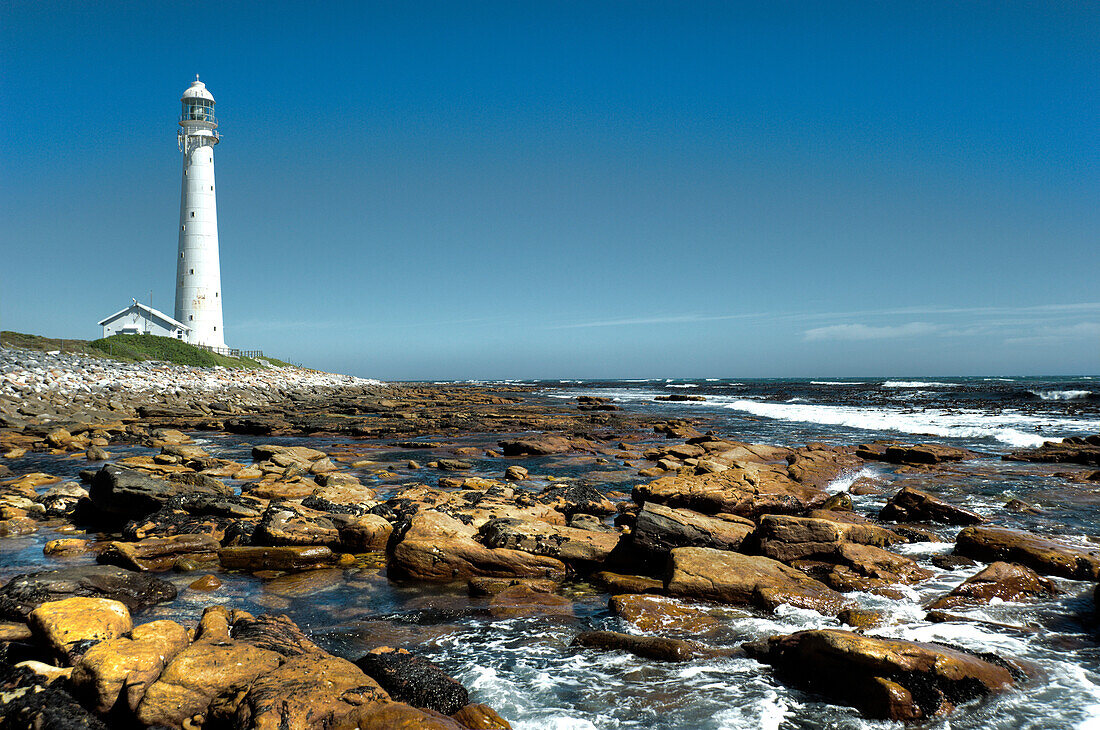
<box><xmin>572</xmin><ymin>630</ymin><xmax>724</xmax><ymax>661</ymax></box>
<box><xmin>931</xmin><ymin>554</ymin><xmax>977</xmax><ymax>571</ymax></box>
<box><xmin>880</xmin><ymin>486</ymin><xmax>983</xmax><ymax>526</ymax></box>
<box><xmin>0</xmin><ymin>565</ymin><xmax>176</xmax><ymax>621</ymax></box>
<box><xmin>497</xmin><ymin>437</ymin><xmax>573</xmax><ymax>456</ymax></box>
<box><xmin>88</xmin><ymin>464</ymin><xmax>230</xmax><ymax>518</ymax></box>
<box><xmin>744</xmin><ymin>629</ymin><xmax>1017</xmax><ymax>721</ymax></box>
<box><xmin>355</xmin><ymin>649</ymin><xmax>469</xmax><ymax>716</ymax></box>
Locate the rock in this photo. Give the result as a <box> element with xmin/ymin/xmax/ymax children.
<box><xmin>932</xmin><ymin>554</ymin><xmax>977</xmax><ymax>571</ymax></box>
<box><xmin>254</xmin><ymin>502</ymin><xmax>340</xmax><ymax>546</ymax></box>
<box><xmin>135</xmin><ymin>607</ymin><xmax>284</xmax><ymax>727</ymax></box>
<box><xmin>0</xmin><ymin>660</ymin><xmax>109</xmax><ymax>729</ymax></box>
<box><xmin>477</xmin><ymin>518</ymin><xmax>624</xmax><ymax>564</ymax></box>
<box><xmin>504</xmin><ymin>465</ymin><xmax>528</xmax><ymax>481</ymax></box>
<box><xmin>609</xmin><ymin>593</ymin><xmax>719</xmax><ymax>633</ymax></box>
<box><xmin>225</xmin><ymin>650</ymin><xmax>387</xmax><ymax>729</ymax></box>
<box><xmin>801</xmin><ymin>543</ymin><xmax>933</xmax><ymax>592</ymax></box>
<box><xmin>665</xmin><ymin>547</ymin><xmax>847</xmax><ymax>615</ymax></box>
<box><xmin>633</xmin><ymin>460</ymin><xmax>832</xmax><ymax>519</ymax></box>
<box><xmin>467</xmin><ymin>576</ymin><xmax>560</xmax><ymax>597</ymax></box>
<box><xmin>436</xmin><ymin>459</ymin><xmax>473</xmax><ymax>471</ymax></box>
<box><xmin>571</xmin><ymin>630</ymin><xmax>714</xmax><ymax>662</ymax></box>
<box><xmin>71</xmin><ymin>619</ymin><xmax>189</xmax><ymax>713</ymax></box>
<box><xmin>0</xmin><ymin>565</ymin><xmax>177</xmax><ymax>621</ymax></box>
<box><xmin>537</xmin><ymin>483</ymin><xmax>617</xmax><ymax>517</ymax></box>
<box><xmin>497</xmin><ymin>436</ymin><xmax>573</xmax><ymax>456</ymax></box>
<box><xmin>89</xmin><ymin>464</ymin><xmax>229</xmax><ymax>517</ymax></box>
<box><xmin>879</xmin><ymin>486</ymin><xmax>983</xmax><ymax>525</ymax></box>
<box><xmin>355</xmin><ymin>648</ymin><xmax>469</xmax><ymax>716</ymax></box>
<box><xmin>96</xmin><ymin>533</ymin><xmax>220</xmax><ymax>572</ymax></box>
<box><xmin>251</xmin><ymin>443</ymin><xmax>328</xmax><ymax>464</ymax></box>
<box><xmin>927</xmin><ymin>561</ymin><xmax>1059</xmax><ymax>610</ymax></box>
<box><xmin>744</xmin><ymin>629</ymin><xmax>1017</xmax><ymax>721</ymax></box>
<box><xmin>85</xmin><ymin>446</ymin><xmax>110</xmax><ymax>461</ymax></box>
<box><xmin>488</xmin><ymin>584</ymin><xmax>574</xmax><ymax>619</ymax></box>
<box><xmin>218</xmin><ymin>545</ymin><xmax>335</xmax><ymax>572</ymax></box>
<box><xmin>45</xmin><ymin>428</ymin><xmax>73</xmax><ymax>449</ymax></box>
<box><xmin>632</xmin><ymin>502</ymin><xmax>754</xmax><ymax>557</ymax></box>
<box><xmin>837</xmin><ymin>608</ymin><xmax>883</xmax><ymax>630</ymax></box>
<box><xmin>28</xmin><ymin>597</ymin><xmax>132</xmax><ymax>662</ymax></box>
<box><xmin>335</xmin><ymin>512</ymin><xmax>394</xmax><ymax>551</ymax></box>
<box><xmin>754</xmin><ymin>514</ymin><xmax>906</xmax><ymax>564</ymax></box>
<box><xmin>390</xmin><ymin>510</ymin><xmax>566</xmax><ymax>582</ymax></box>
<box><xmin>857</xmin><ymin>443</ymin><xmax>977</xmax><ymax>466</ymax></box>
<box><xmin>1004</xmin><ymin>498</ymin><xmax>1042</xmax><ymax>515</ymax></box>
<box><xmin>451</xmin><ymin>704</ymin><xmax>512</xmax><ymax>729</ymax></box>
<box><xmin>189</xmin><ymin>574</ymin><xmax>222</xmax><ymax>591</ymax></box>
<box><xmin>590</xmin><ymin>571</ymin><xmax>665</xmax><ymax>595</ymax></box>
<box><xmin>43</xmin><ymin>538</ymin><xmax>92</xmax><ymax>557</ymax></box>
<box><xmin>1004</xmin><ymin>436</ymin><xmax>1100</xmax><ymax>466</ymax></box>
<box><xmin>334</xmin><ymin>703</ymin><xmax>465</xmax><ymax>730</ymax></box>
<box><xmin>954</xmin><ymin>526</ymin><xmax>1100</xmax><ymax>580</ymax></box>
<box><xmin>37</xmin><ymin>481</ymin><xmax>89</xmax><ymax>517</ymax></box>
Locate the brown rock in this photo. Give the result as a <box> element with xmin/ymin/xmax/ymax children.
<box><xmin>589</xmin><ymin>571</ymin><xmax>665</xmax><ymax>594</ymax></box>
<box><xmin>189</xmin><ymin>574</ymin><xmax>222</xmax><ymax>591</ymax></box>
<box><xmin>136</xmin><ymin>607</ymin><xmax>284</xmax><ymax>727</ymax></box>
<box><xmin>489</xmin><ymin>584</ymin><xmax>574</xmax><ymax>619</ymax></box>
<box><xmin>71</xmin><ymin>619</ymin><xmax>189</xmax><ymax>713</ymax></box>
<box><xmin>335</xmin><ymin>703</ymin><xmax>465</xmax><ymax>730</ymax></box>
<box><xmin>609</xmin><ymin>593</ymin><xmax>719</xmax><ymax>633</ymax></box>
<box><xmin>665</xmin><ymin>547</ymin><xmax>847</xmax><ymax>615</ymax></box>
<box><xmin>451</xmin><ymin>703</ymin><xmax>512</xmax><ymax>729</ymax></box>
<box><xmin>632</xmin><ymin>502</ymin><xmax>754</xmax><ymax>556</ymax></box>
<box><xmin>28</xmin><ymin>597</ymin><xmax>132</xmax><ymax>662</ymax></box>
<box><xmin>927</xmin><ymin>561</ymin><xmax>1058</xmax><ymax>610</ymax></box>
<box><xmin>477</xmin><ymin>518</ymin><xmax>623</xmax><ymax>564</ymax></box>
<box><xmin>755</xmin><ymin>514</ymin><xmax>906</xmax><ymax>564</ymax></box>
<box><xmin>954</xmin><ymin>526</ymin><xmax>1100</xmax><ymax>580</ymax></box>
<box><xmin>744</xmin><ymin>629</ymin><xmax>1016</xmax><ymax>721</ymax></box>
<box><xmin>572</xmin><ymin>630</ymin><xmax>717</xmax><ymax>662</ymax></box>
<box><xmin>97</xmin><ymin>533</ymin><xmax>220</xmax><ymax>572</ymax></box>
<box><xmin>390</xmin><ymin>510</ymin><xmax>565</xmax><ymax>582</ymax></box>
<box><xmin>497</xmin><ymin>437</ymin><xmax>574</xmax><ymax>456</ymax></box>
<box><xmin>218</xmin><ymin>545</ymin><xmax>335</xmax><ymax>572</ymax></box>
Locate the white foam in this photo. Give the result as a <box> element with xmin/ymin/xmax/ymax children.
<box><xmin>882</xmin><ymin>380</ymin><xmax>959</xmax><ymax>388</ymax></box>
<box><xmin>716</xmin><ymin>398</ymin><xmax>1096</xmax><ymax>447</ymax></box>
<box><xmin>823</xmin><ymin>466</ymin><xmax>877</xmax><ymax>494</ymax></box>
<box><xmin>810</xmin><ymin>381</ymin><xmax>864</xmax><ymax>385</ymax></box>
<box><xmin>1031</xmin><ymin>389</ymin><xmax>1091</xmax><ymax>401</ymax></box>
<box><xmin>667</xmin><ymin>383</ymin><xmax>700</xmax><ymax>388</ymax></box>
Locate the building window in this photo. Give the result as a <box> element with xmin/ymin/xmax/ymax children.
<box><xmin>189</xmin><ymin>315</ymin><xmax>193</xmax><ymax>321</ymax></box>
<box><xmin>213</xmin><ymin>326</ymin><xmax>217</xmax><ymax>331</ymax></box>
<box><xmin>181</xmin><ymin>224</ymin><xmax>186</xmax><ymax>232</ymax></box>
<box><xmin>215</xmin><ymin>292</ymin><xmax>219</xmax><ymax>297</ymax></box>
<box><xmin>180</xmin><ymin>252</ymin><xmax>184</xmax><ymax>259</ymax></box>
<box><xmin>189</xmin><ymin>269</ymin><xmax>194</xmax><ymax>274</ymax></box>
<box><xmin>210</xmin><ymin>186</ymin><xmax>214</xmax><ymax>191</ymax></box>
<box><xmin>190</xmin><ymin>212</ymin><xmax>195</xmax><ymax>218</ymax></box>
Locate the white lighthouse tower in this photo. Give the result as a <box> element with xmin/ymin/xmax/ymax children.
<box><xmin>174</xmin><ymin>76</ymin><xmax>226</xmax><ymax>349</ymax></box>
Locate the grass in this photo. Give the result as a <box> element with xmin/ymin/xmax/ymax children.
<box><xmin>2</xmin><ymin>331</ymin><xmax>298</xmax><ymax>370</ymax></box>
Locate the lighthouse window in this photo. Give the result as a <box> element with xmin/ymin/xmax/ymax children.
<box><xmin>180</xmin><ymin>252</ymin><xmax>184</xmax><ymax>259</ymax></box>
<box><xmin>181</xmin><ymin>224</ymin><xmax>186</xmax><ymax>232</ymax></box>
<box><xmin>189</xmin><ymin>315</ymin><xmax>193</xmax><ymax>321</ymax></box>
<box><xmin>190</xmin><ymin>212</ymin><xmax>194</xmax><ymax>218</ymax></box>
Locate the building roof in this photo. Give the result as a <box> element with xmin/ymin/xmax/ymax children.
<box><xmin>181</xmin><ymin>76</ymin><xmax>215</xmax><ymax>103</ymax></box>
<box><xmin>98</xmin><ymin>300</ymin><xmax>191</xmax><ymax>331</ymax></box>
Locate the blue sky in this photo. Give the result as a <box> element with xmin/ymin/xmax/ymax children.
<box><xmin>2</xmin><ymin>1</ymin><xmax>1097</xmax><ymax>379</ymax></box>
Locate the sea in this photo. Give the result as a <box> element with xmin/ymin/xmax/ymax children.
<box><xmin>4</xmin><ymin>375</ymin><xmax>1100</xmax><ymax>729</ymax></box>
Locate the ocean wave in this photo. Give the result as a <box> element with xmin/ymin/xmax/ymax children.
<box><xmin>718</xmin><ymin>399</ymin><xmax>1071</xmax><ymax>448</ymax></box>
<box><xmin>1030</xmin><ymin>389</ymin><xmax>1092</xmax><ymax>401</ymax></box>
<box><xmin>667</xmin><ymin>384</ymin><xmax>700</xmax><ymax>388</ymax></box>
<box><xmin>882</xmin><ymin>380</ymin><xmax>959</xmax><ymax>388</ymax></box>
<box><xmin>810</xmin><ymin>381</ymin><xmax>864</xmax><ymax>386</ymax></box>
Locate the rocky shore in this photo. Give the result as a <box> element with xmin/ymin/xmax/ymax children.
<box><xmin>0</xmin><ymin>348</ymin><xmax>1098</xmax><ymax>728</ymax></box>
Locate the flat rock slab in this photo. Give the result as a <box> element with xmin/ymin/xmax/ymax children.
<box><xmin>0</xmin><ymin>565</ymin><xmax>177</xmax><ymax>621</ymax></box>
<box><xmin>744</xmin><ymin>629</ymin><xmax>1017</xmax><ymax>722</ymax></box>
<box><xmin>665</xmin><ymin>547</ymin><xmax>848</xmax><ymax>615</ymax></box>
<box><xmin>880</xmin><ymin>486</ymin><xmax>983</xmax><ymax>526</ymax></box>
<box><xmin>927</xmin><ymin>561</ymin><xmax>1058</xmax><ymax>610</ymax></box>
<box><xmin>954</xmin><ymin>526</ymin><xmax>1100</xmax><ymax>580</ymax></box>
<box><xmin>632</xmin><ymin>502</ymin><xmax>754</xmax><ymax>556</ymax></box>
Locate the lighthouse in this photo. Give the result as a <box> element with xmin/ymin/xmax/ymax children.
<box><xmin>174</xmin><ymin>76</ymin><xmax>226</xmax><ymax>349</ymax></box>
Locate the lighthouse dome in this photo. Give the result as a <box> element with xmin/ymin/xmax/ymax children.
<box><xmin>181</xmin><ymin>77</ymin><xmax>215</xmax><ymax>103</ymax></box>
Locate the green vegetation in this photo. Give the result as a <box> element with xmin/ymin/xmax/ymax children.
<box><xmin>1</xmin><ymin>331</ymin><xmax>297</xmax><ymax>370</ymax></box>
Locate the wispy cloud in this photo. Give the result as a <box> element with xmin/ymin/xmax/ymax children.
<box><xmin>803</xmin><ymin>322</ymin><xmax>943</xmax><ymax>341</ymax></box>
<box><xmin>549</xmin><ymin>313</ymin><xmax>770</xmax><ymax>329</ymax></box>
<box><xmin>1004</xmin><ymin>321</ymin><xmax>1100</xmax><ymax>346</ymax></box>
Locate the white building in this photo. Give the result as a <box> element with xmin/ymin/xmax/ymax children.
<box><xmin>173</xmin><ymin>77</ymin><xmax>227</xmax><ymax>349</ymax></box>
<box><xmin>98</xmin><ymin>300</ymin><xmax>190</xmax><ymax>340</ymax></box>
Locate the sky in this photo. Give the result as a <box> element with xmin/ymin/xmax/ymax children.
<box><xmin>2</xmin><ymin>1</ymin><xmax>1098</xmax><ymax>380</ymax></box>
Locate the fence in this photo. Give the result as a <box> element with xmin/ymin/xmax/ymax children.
<box><xmin>194</xmin><ymin>344</ymin><xmax>264</xmax><ymax>359</ymax></box>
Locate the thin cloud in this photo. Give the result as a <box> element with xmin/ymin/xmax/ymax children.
<box><xmin>1004</xmin><ymin>321</ymin><xmax>1100</xmax><ymax>346</ymax></box>
<box><xmin>550</xmin><ymin>313</ymin><xmax>770</xmax><ymax>329</ymax></box>
<box><xmin>803</xmin><ymin>322</ymin><xmax>943</xmax><ymax>342</ymax></box>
